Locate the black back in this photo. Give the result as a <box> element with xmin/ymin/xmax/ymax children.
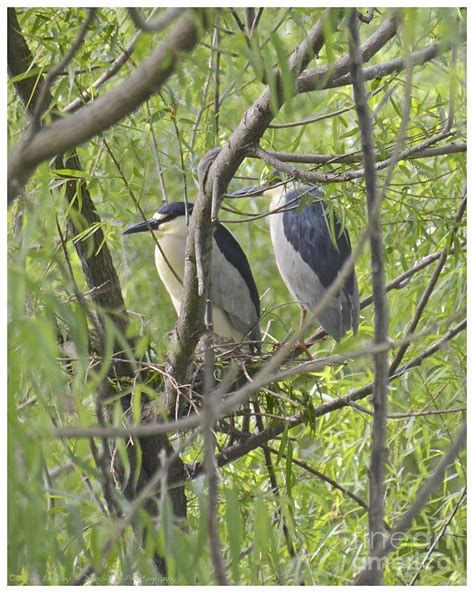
<box><xmin>282</xmin><ymin>185</ymin><xmax>355</xmax><ymax>294</ymax></box>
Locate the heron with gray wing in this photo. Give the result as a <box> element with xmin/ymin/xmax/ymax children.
<box><xmin>124</xmin><ymin>201</ymin><xmax>261</xmax><ymax>350</ymax></box>
<box><xmin>233</xmin><ymin>172</ymin><xmax>359</xmax><ymax>341</ymax></box>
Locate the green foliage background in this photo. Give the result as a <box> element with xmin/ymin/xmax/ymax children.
<box><xmin>8</xmin><ymin>7</ymin><xmax>466</xmax><ymax>585</ymax></box>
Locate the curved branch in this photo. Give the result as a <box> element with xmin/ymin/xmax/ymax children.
<box><xmin>128</xmin><ymin>7</ymin><xmax>183</xmax><ymax>33</ymax></box>
<box><xmin>324</xmin><ymin>41</ymin><xmax>451</xmax><ymax>90</ymax></box>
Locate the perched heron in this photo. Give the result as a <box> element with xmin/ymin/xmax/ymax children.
<box><xmin>124</xmin><ymin>202</ymin><xmax>261</xmax><ymax>349</ymax></box>
<box><xmin>233</xmin><ymin>175</ymin><xmax>359</xmax><ymax>341</ymax></box>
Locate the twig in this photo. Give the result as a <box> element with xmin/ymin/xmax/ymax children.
<box><xmin>249</xmin><ymin>8</ymin><xmax>264</xmax><ymax>36</ymax></box>
<box><xmin>145</xmin><ymin>100</ymin><xmax>169</xmax><ymax>204</ymax></box>
<box><xmin>212</xmin><ymin>21</ymin><xmax>220</xmax><ymax>139</ymax></box>
<box><xmin>202</xmin><ymin>361</ymin><xmax>228</xmax><ymax>584</ymax></box>
<box><xmin>30</xmin><ymin>8</ymin><xmax>96</xmax><ymax>133</ymax></box>
<box><xmin>348</xmin><ymin>402</ymin><xmax>465</xmax><ymax>419</ymax></box>
<box><xmin>74</xmin><ymin>427</ymin><xmax>199</xmax><ymax>584</ymax></box>
<box><xmin>103</xmin><ymin>138</ymin><xmax>182</xmax><ymax>286</ymax></box>
<box><xmin>253</xmin><ymin>402</ymin><xmax>296</xmax><ymax>557</ymax></box>
<box><xmin>55</xmin><ymin>218</ymin><xmax>123</xmax><ymax>517</ymax></box>
<box><xmin>264</xmin><ymin>445</ymin><xmax>377</xmax><ymax>523</ymax></box>
<box><xmin>409</xmin><ymin>486</ymin><xmax>466</xmax><ymax>585</ymax></box>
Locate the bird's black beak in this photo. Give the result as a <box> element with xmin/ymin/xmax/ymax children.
<box><xmin>123</xmin><ymin>218</ymin><xmax>159</xmax><ymax>235</ymax></box>
<box><xmin>229</xmin><ymin>184</ymin><xmax>265</xmax><ymax>197</ymax></box>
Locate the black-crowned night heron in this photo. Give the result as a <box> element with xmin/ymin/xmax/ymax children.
<box><xmin>233</xmin><ymin>174</ymin><xmax>359</xmax><ymax>341</ymax></box>
<box><xmin>124</xmin><ymin>201</ymin><xmax>261</xmax><ymax>349</ymax></box>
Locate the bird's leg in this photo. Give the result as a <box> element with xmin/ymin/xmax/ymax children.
<box><xmin>299</xmin><ymin>306</ymin><xmax>307</xmax><ymax>329</ymax></box>
<box><xmin>297</xmin><ymin>306</ymin><xmax>313</xmax><ymax>360</ymax></box>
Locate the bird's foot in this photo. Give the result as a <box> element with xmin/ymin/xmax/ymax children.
<box><xmin>295</xmin><ymin>339</ymin><xmax>313</xmax><ymax>360</ymax></box>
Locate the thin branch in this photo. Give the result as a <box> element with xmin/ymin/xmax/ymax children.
<box><xmin>249</xmin><ymin>8</ymin><xmax>264</xmax><ymax>36</ymax></box>
<box><xmin>409</xmin><ymin>486</ymin><xmax>466</xmax><ymax>585</ymax></box>
<box><xmin>254</xmin><ymin>402</ymin><xmax>296</xmax><ymax>557</ymax></box>
<box><xmin>323</xmin><ymin>41</ymin><xmax>451</xmax><ymax>91</ymax></box>
<box><xmin>202</xmin><ymin>346</ymin><xmax>228</xmax><ymax>584</ymax></box>
<box><xmin>74</xmin><ymin>428</ymin><xmax>199</xmax><ymax>584</ymax></box>
<box><xmin>248</xmin><ymin>128</ymin><xmax>455</xmax><ymax>185</ymax></box>
<box><xmin>248</xmin><ymin>141</ymin><xmax>465</xmax><ymax>165</ymax></box>
<box><xmin>30</xmin><ymin>8</ymin><xmax>96</xmax><ymax>132</ymax></box>
<box><xmin>349</xmin><ymin>11</ymin><xmax>389</xmax><ymax>584</ymax></box>
<box><xmin>265</xmin><ymin>445</ymin><xmax>373</xmax><ymax>519</ymax></box>
<box><xmin>212</xmin><ymin>21</ymin><xmax>220</xmax><ymax>139</ymax></box>
<box><xmin>296</xmin><ymin>13</ymin><xmax>400</xmax><ymax>94</ymax></box>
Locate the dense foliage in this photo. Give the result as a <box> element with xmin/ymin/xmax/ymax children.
<box><xmin>8</xmin><ymin>7</ymin><xmax>466</xmax><ymax>586</ymax></box>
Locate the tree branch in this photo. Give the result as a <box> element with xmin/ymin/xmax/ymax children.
<box><xmin>253</xmin><ymin>142</ymin><xmax>465</xmax><ymax>166</ymax></box>
<box><xmin>247</xmin><ymin>128</ymin><xmax>455</xmax><ymax>185</ymax></box>
<box><xmin>128</xmin><ymin>7</ymin><xmax>183</xmax><ymax>33</ymax></box>
<box><xmin>349</xmin><ymin>12</ymin><xmax>389</xmax><ymax>584</ymax></box>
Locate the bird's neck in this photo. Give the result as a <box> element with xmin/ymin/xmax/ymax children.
<box><xmin>264</xmin><ymin>185</ymin><xmax>287</xmax><ymax>210</ymax></box>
